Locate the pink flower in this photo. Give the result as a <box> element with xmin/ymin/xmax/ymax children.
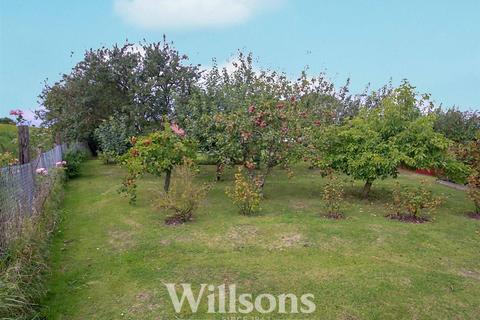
<box><xmin>9</xmin><ymin>109</ymin><xmax>26</xmax><ymax>125</ymax></box>
<box><xmin>35</xmin><ymin>168</ymin><xmax>48</xmax><ymax>176</ymax></box>
<box><xmin>55</xmin><ymin>161</ymin><xmax>67</xmax><ymax>167</ymax></box>
<box><xmin>248</xmin><ymin>105</ymin><xmax>255</xmax><ymax>113</ymax></box>
<box><xmin>241</xmin><ymin>131</ymin><xmax>252</xmax><ymax>141</ymax></box>
<box><xmin>9</xmin><ymin>109</ymin><xmax>23</xmax><ymax>116</ymax></box>
<box><xmin>171</xmin><ymin>122</ymin><xmax>185</xmax><ymax>137</ymax></box>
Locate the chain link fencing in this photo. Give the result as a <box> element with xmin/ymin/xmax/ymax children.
<box><xmin>0</xmin><ymin>143</ymin><xmax>86</xmax><ymax>254</ymax></box>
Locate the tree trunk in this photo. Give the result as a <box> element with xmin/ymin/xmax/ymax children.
<box><xmin>164</xmin><ymin>169</ymin><xmax>172</xmax><ymax>192</ymax></box>
<box><xmin>362</xmin><ymin>180</ymin><xmax>372</xmax><ymax>199</ymax></box>
<box><xmin>18</xmin><ymin>125</ymin><xmax>30</xmax><ymax>164</ymax></box>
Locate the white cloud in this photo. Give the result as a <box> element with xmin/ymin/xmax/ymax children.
<box><xmin>114</xmin><ymin>0</ymin><xmax>283</xmax><ymax>29</ymax></box>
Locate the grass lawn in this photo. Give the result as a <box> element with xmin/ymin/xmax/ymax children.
<box><xmin>42</xmin><ymin>160</ymin><xmax>480</xmax><ymax>319</ymax></box>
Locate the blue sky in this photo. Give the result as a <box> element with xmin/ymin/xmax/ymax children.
<box><xmin>1</xmin><ymin>0</ymin><xmax>479</xmax><ymax>120</ymax></box>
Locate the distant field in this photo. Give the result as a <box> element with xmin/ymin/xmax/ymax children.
<box><xmin>0</xmin><ymin>124</ymin><xmax>54</xmax><ymax>158</ymax></box>
<box><xmin>0</xmin><ymin>124</ymin><xmax>17</xmax><ymax>153</ymax></box>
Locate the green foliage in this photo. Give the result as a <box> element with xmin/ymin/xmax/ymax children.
<box><xmin>37</xmin><ymin>44</ymin><xmax>140</xmax><ymax>142</ymax></box>
<box><xmin>179</xmin><ymin>54</ymin><xmax>264</xmax><ymax>177</ymax></box>
<box><xmin>434</xmin><ymin>107</ymin><xmax>480</xmax><ymax>144</ymax></box>
<box><xmin>0</xmin><ymin>117</ymin><xmax>14</xmax><ymax>125</ymax></box>
<box><xmin>312</xmin><ymin>81</ymin><xmax>464</xmax><ymax>198</ymax></box>
<box><xmin>322</xmin><ymin>172</ymin><xmax>345</xmax><ymax>218</ymax></box>
<box><xmin>120</xmin><ymin>122</ymin><xmax>197</xmax><ymax>203</ymax></box>
<box><xmin>0</xmin><ymin>124</ymin><xmax>17</xmax><ymax>154</ymax></box>
<box><xmin>98</xmin><ymin>150</ymin><xmax>119</xmax><ymax>165</ymax></box>
<box><xmin>64</xmin><ymin>149</ymin><xmax>87</xmax><ymax>178</ymax></box>
<box><xmin>468</xmin><ymin>172</ymin><xmax>480</xmax><ymax>214</ymax></box>
<box><xmin>466</xmin><ymin>135</ymin><xmax>480</xmax><ymax>213</ymax></box>
<box><xmin>94</xmin><ymin>115</ymin><xmax>133</xmax><ymax>164</ymax></box>
<box><xmin>0</xmin><ymin>151</ymin><xmax>18</xmax><ymax>167</ymax></box>
<box><xmin>154</xmin><ymin>164</ymin><xmax>211</xmax><ymax>224</ymax></box>
<box><xmin>0</xmin><ymin>124</ymin><xmax>55</xmax><ymax>160</ymax></box>
<box><xmin>29</xmin><ymin>126</ymin><xmax>54</xmax><ymax>157</ymax></box>
<box><xmin>390</xmin><ymin>180</ymin><xmax>443</xmax><ymax>219</ymax></box>
<box><xmin>215</xmin><ymin>73</ymin><xmax>303</xmax><ymax>191</ymax></box>
<box><xmin>0</xmin><ymin>170</ymin><xmax>65</xmax><ymax>319</ymax></box>
<box><xmin>38</xmin><ymin>39</ymin><xmax>200</xmax><ymax>145</ymax></box>
<box><xmin>226</xmin><ymin>167</ymin><xmax>261</xmax><ymax>215</ymax></box>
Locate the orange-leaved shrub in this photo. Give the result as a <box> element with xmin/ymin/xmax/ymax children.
<box><xmin>154</xmin><ymin>163</ymin><xmax>210</xmax><ymax>225</ymax></box>
<box><xmin>226</xmin><ymin>167</ymin><xmax>261</xmax><ymax>215</ymax></box>
<box><xmin>322</xmin><ymin>172</ymin><xmax>345</xmax><ymax>219</ymax></box>
<box><xmin>389</xmin><ymin>180</ymin><xmax>443</xmax><ymax>222</ymax></box>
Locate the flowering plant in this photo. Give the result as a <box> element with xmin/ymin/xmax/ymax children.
<box><xmin>0</xmin><ymin>152</ymin><xmax>18</xmax><ymax>167</ymax></box>
<box><xmin>9</xmin><ymin>109</ymin><xmax>26</xmax><ymax>125</ymax></box>
<box><xmin>35</xmin><ymin>167</ymin><xmax>48</xmax><ymax>176</ymax></box>
<box><xmin>120</xmin><ymin>121</ymin><xmax>197</xmax><ymax>203</ymax></box>
<box><xmin>170</xmin><ymin>122</ymin><xmax>185</xmax><ymax>137</ymax></box>
<box><xmin>217</xmin><ymin>87</ymin><xmax>303</xmax><ymax>194</ymax></box>
<box><xmin>55</xmin><ymin>161</ymin><xmax>67</xmax><ymax>167</ymax></box>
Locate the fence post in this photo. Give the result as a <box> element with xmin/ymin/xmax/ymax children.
<box><xmin>18</xmin><ymin>125</ymin><xmax>30</xmax><ymax>165</ymax></box>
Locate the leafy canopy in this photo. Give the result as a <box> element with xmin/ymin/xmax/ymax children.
<box><xmin>120</xmin><ymin>121</ymin><xmax>196</xmax><ymax>203</ymax></box>
<box><xmin>313</xmin><ymin>81</ymin><xmax>465</xmax><ymax>197</ymax></box>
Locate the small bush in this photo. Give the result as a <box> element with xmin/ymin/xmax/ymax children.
<box><xmin>94</xmin><ymin>115</ymin><xmax>132</xmax><ymax>162</ymax></box>
<box><xmin>389</xmin><ymin>180</ymin><xmax>443</xmax><ymax>222</ymax></box>
<box><xmin>0</xmin><ymin>151</ymin><xmax>18</xmax><ymax>167</ymax></box>
<box><xmin>154</xmin><ymin>164</ymin><xmax>210</xmax><ymax>225</ymax></box>
<box><xmin>467</xmin><ymin>170</ymin><xmax>480</xmax><ymax>215</ymax></box>
<box><xmin>226</xmin><ymin>167</ymin><xmax>261</xmax><ymax>215</ymax></box>
<box><xmin>98</xmin><ymin>150</ymin><xmax>119</xmax><ymax>165</ymax></box>
<box><xmin>64</xmin><ymin>149</ymin><xmax>87</xmax><ymax>178</ymax></box>
<box><xmin>322</xmin><ymin>172</ymin><xmax>345</xmax><ymax>219</ymax></box>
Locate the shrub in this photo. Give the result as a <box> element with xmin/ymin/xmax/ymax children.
<box><xmin>226</xmin><ymin>167</ymin><xmax>261</xmax><ymax>215</ymax></box>
<box><xmin>94</xmin><ymin>115</ymin><xmax>132</xmax><ymax>163</ymax></box>
<box><xmin>98</xmin><ymin>150</ymin><xmax>119</xmax><ymax>165</ymax></box>
<box><xmin>465</xmin><ymin>135</ymin><xmax>480</xmax><ymax>215</ymax></box>
<box><xmin>322</xmin><ymin>172</ymin><xmax>345</xmax><ymax>219</ymax></box>
<box><xmin>154</xmin><ymin>164</ymin><xmax>210</xmax><ymax>225</ymax></box>
<box><xmin>389</xmin><ymin>181</ymin><xmax>443</xmax><ymax>222</ymax></box>
<box><xmin>64</xmin><ymin>149</ymin><xmax>87</xmax><ymax>178</ymax></box>
<box><xmin>0</xmin><ymin>151</ymin><xmax>18</xmax><ymax>167</ymax></box>
<box><xmin>467</xmin><ymin>171</ymin><xmax>480</xmax><ymax>215</ymax></box>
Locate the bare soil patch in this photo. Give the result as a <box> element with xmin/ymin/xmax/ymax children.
<box><xmin>386</xmin><ymin>213</ymin><xmax>429</xmax><ymax>224</ymax></box>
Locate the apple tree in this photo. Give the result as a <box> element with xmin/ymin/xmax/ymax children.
<box><xmin>312</xmin><ymin>81</ymin><xmax>466</xmax><ymax>198</ymax></box>
<box><xmin>120</xmin><ymin>121</ymin><xmax>196</xmax><ymax>203</ymax></box>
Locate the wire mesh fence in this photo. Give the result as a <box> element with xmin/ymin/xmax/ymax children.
<box><xmin>0</xmin><ymin>143</ymin><xmax>85</xmax><ymax>254</ymax></box>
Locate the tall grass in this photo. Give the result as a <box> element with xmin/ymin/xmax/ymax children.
<box><xmin>0</xmin><ymin>170</ymin><xmax>65</xmax><ymax>319</ymax></box>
